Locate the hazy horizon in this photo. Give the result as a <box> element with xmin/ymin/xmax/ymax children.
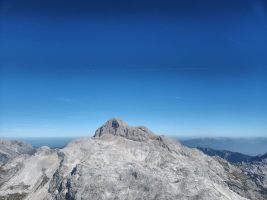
<box><xmin>2</xmin><ymin>134</ymin><xmax>266</xmax><ymax>155</ymax></box>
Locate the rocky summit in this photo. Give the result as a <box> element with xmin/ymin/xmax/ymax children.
<box><xmin>0</xmin><ymin>119</ymin><xmax>266</xmax><ymax>200</ymax></box>
<box><xmin>94</xmin><ymin>118</ymin><xmax>156</xmax><ymax>142</ymax></box>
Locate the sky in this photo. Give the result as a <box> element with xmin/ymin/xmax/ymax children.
<box><xmin>0</xmin><ymin>0</ymin><xmax>267</xmax><ymax>138</ymax></box>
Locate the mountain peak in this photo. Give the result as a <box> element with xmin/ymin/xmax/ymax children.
<box><xmin>106</xmin><ymin>118</ymin><xmax>128</xmax><ymax>128</ymax></box>
<box><xmin>94</xmin><ymin>118</ymin><xmax>156</xmax><ymax>142</ymax></box>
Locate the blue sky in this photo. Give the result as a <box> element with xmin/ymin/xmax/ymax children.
<box><xmin>0</xmin><ymin>0</ymin><xmax>267</xmax><ymax>138</ymax></box>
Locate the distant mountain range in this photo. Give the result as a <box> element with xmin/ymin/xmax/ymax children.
<box><xmin>180</xmin><ymin>137</ymin><xmax>267</xmax><ymax>156</ymax></box>
<box><xmin>197</xmin><ymin>147</ymin><xmax>267</xmax><ymax>164</ymax></box>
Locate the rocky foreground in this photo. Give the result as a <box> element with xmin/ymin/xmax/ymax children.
<box><xmin>0</xmin><ymin>119</ymin><xmax>266</xmax><ymax>200</ymax></box>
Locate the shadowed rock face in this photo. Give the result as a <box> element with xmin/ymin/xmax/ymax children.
<box><xmin>94</xmin><ymin>118</ymin><xmax>156</xmax><ymax>142</ymax></box>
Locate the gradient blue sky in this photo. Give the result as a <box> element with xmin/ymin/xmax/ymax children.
<box><xmin>0</xmin><ymin>0</ymin><xmax>267</xmax><ymax>138</ymax></box>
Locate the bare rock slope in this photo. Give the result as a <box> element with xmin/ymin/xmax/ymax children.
<box><xmin>0</xmin><ymin>118</ymin><xmax>266</xmax><ymax>200</ymax></box>
<box><xmin>0</xmin><ymin>140</ymin><xmax>35</xmax><ymax>166</ymax></box>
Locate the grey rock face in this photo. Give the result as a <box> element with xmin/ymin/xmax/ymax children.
<box><xmin>48</xmin><ymin>119</ymin><xmax>249</xmax><ymax>200</ymax></box>
<box><xmin>239</xmin><ymin>159</ymin><xmax>267</xmax><ymax>199</ymax></box>
<box><xmin>0</xmin><ymin>119</ymin><xmax>266</xmax><ymax>200</ymax></box>
<box><xmin>0</xmin><ymin>146</ymin><xmax>61</xmax><ymax>200</ymax></box>
<box><xmin>0</xmin><ymin>140</ymin><xmax>35</xmax><ymax>166</ymax></box>
<box><xmin>94</xmin><ymin>118</ymin><xmax>156</xmax><ymax>142</ymax></box>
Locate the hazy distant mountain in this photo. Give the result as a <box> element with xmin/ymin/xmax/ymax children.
<box><xmin>180</xmin><ymin>137</ymin><xmax>267</xmax><ymax>156</ymax></box>
<box><xmin>197</xmin><ymin>147</ymin><xmax>267</xmax><ymax>164</ymax></box>
<box><xmin>0</xmin><ymin>119</ymin><xmax>266</xmax><ymax>200</ymax></box>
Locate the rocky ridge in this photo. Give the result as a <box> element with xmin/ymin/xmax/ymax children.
<box><xmin>0</xmin><ymin>140</ymin><xmax>35</xmax><ymax>166</ymax></box>
<box><xmin>0</xmin><ymin>118</ymin><xmax>266</xmax><ymax>200</ymax></box>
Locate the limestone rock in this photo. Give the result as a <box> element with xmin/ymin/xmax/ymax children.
<box><xmin>94</xmin><ymin>118</ymin><xmax>156</xmax><ymax>142</ymax></box>
<box><xmin>0</xmin><ymin>119</ymin><xmax>266</xmax><ymax>200</ymax></box>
